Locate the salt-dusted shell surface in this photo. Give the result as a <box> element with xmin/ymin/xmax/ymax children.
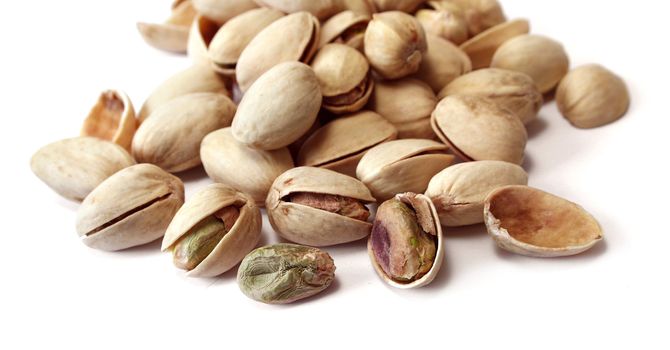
<box><xmin>460</xmin><ymin>19</ymin><xmax>529</xmax><ymax>69</ymax></box>
<box><xmin>80</xmin><ymin>90</ymin><xmax>137</xmax><ymax>151</ymax></box>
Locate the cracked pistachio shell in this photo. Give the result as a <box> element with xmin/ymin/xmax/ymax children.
<box><xmin>232</xmin><ymin>62</ymin><xmax>322</xmax><ymax>150</ymax></box>
<box><xmin>162</xmin><ymin>184</ymin><xmax>262</xmax><ymax>277</ymax></box>
<box><xmin>340</xmin><ymin>0</ymin><xmax>376</xmax><ymax>16</ymax></box>
<box><xmin>236</xmin><ymin>12</ymin><xmax>320</xmax><ymax>92</ymax></box>
<box><xmin>267</xmin><ymin>167</ymin><xmax>376</xmax><ymax>246</ymax></box>
<box><xmin>432</xmin><ymin>95</ymin><xmax>527</xmax><ymax>164</ymax></box>
<box><xmin>357</xmin><ymin>139</ymin><xmax>454</xmax><ymax>201</ymax></box>
<box><xmin>187</xmin><ymin>15</ymin><xmax>220</xmax><ymax>67</ymax></box>
<box><xmin>255</xmin><ymin>0</ymin><xmax>340</xmax><ymax>20</ymax></box>
<box><xmin>297</xmin><ymin>111</ymin><xmax>398</xmax><ymax>177</ymax></box>
<box><xmin>364</xmin><ymin>11</ymin><xmax>428</xmax><ymax>80</ymax></box>
<box><xmin>31</xmin><ymin>137</ymin><xmax>136</xmax><ymax>201</ymax></box>
<box><xmin>80</xmin><ymin>90</ymin><xmax>137</xmax><ymax>151</ymax></box>
<box><xmin>132</xmin><ymin>93</ymin><xmax>236</xmax><ymax>173</ymax></box>
<box><xmin>416</xmin><ymin>6</ymin><xmax>468</xmax><ymax>45</ymax></box>
<box><xmin>137</xmin><ymin>0</ymin><xmax>196</xmax><ymax>53</ymax></box>
<box><xmin>138</xmin><ymin>65</ymin><xmax>230</xmax><ymax>122</ymax></box>
<box><xmin>425</xmin><ymin>160</ymin><xmax>528</xmax><ymax>226</ymax></box>
<box><xmin>192</xmin><ymin>0</ymin><xmax>258</xmax><ymax>24</ymax></box>
<box><xmin>443</xmin><ymin>0</ymin><xmax>505</xmax><ymax>36</ymax></box>
<box><xmin>460</xmin><ymin>19</ymin><xmax>529</xmax><ymax>69</ymax></box>
<box><xmin>556</xmin><ymin>64</ymin><xmax>630</xmax><ymax>129</ymax></box>
<box><xmin>319</xmin><ymin>10</ymin><xmax>371</xmax><ymax>51</ymax></box>
<box><xmin>484</xmin><ymin>185</ymin><xmax>603</xmax><ymax>257</ymax></box>
<box><xmin>311</xmin><ymin>44</ymin><xmax>374</xmax><ymax>114</ymax></box>
<box><xmin>208</xmin><ymin>8</ymin><xmax>285</xmax><ymax>75</ymax></box>
<box><xmin>201</xmin><ymin>128</ymin><xmax>294</xmax><ymax>206</ymax></box>
<box><xmin>368</xmin><ymin>192</ymin><xmax>444</xmax><ymax>288</ymax></box>
<box><xmin>76</xmin><ymin>164</ymin><xmax>185</xmax><ymax>251</ymax></box>
<box><xmin>414</xmin><ymin>34</ymin><xmax>471</xmax><ymax>93</ymax></box>
<box><xmin>372</xmin><ymin>0</ymin><xmax>425</xmax><ymax>13</ymax></box>
<box><xmin>438</xmin><ymin>68</ymin><xmax>542</xmax><ymax>125</ymax></box>
<box><xmin>491</xmin><ymin>34</ymin><xmax>569</xmax><ymax>94</ymax></box>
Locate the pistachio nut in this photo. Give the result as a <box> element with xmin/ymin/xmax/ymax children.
<box><xmin>31</xmin><ymin>137</ymin><xmax>136</xmax><ymax>201</ymax></box>
<box><xmin>80</xmin><ymin>89</ymin><xmax>137</xmax><ymax>151</ymax></box>
<box><xmin>364</xmin><ymin>11</ymin><xmax>428</xmax><ymax>80</ymax></box>
<box><xmin>162</xmin><ymin>184</ymin><xmax>262</xmax><ymax>277</ymax></box>
<box><xmin>192</xmin><ymin>0</ymin><xmax>258</xmax><ymax>24</ymax></box>
<box><xmin>414</xmin><ymin>34</ymin><xmax>472</xmax><ymax>93</ymax></box>
<box><xmin>484</xmin><ymin>185</ymin><xmax>603</xmax><ymax>258</ymax></box>
<box><xmin>369</xmin><ymin>78</ymin><xmax>437</xmax><ymax>139</ymax></box>
<box><xmin>236</xmin><ymin>12</ymin><xmax>320</xmax><ymax>92</ymax></box>
<box><xmin>201</xmin><ymin>128</ymin><xmax>294</xmax><ymax>206</ymax></box>
<box><xmin>357</xmin><ymin>139</ymin><xmax>454</xmax><ymax>201</ymax></box>
<box><xmin>187</xmin><ymin>15</ymin><xmax>220</xmax><ymax>67</ymax></box>
<box><xmin>297</xmin><ymin>111</ymin><xmax>398</xmax><ymax>177</ymax></box>
<box><xmin>431</xmin><ymin>95</ymin><xmax>527</xmax><ymax>164</ymax></box>
<box><xmin>238</xmin><ymin>244</ymin><xmax>336</xmax><ymax>304</ymax></box>
<box><xmin>416</xmin><ymin>5</ymin><xmax>468</xmax><ymax>45</ymax></box>
<box><xmin>76</xmin><ymin>164</ymin><xmax>185</xmax><ymax>251</ymax></box>
<box><xmin>288</xmin><ymin>118</ymin><xmax>321</xmax><ymax>159</ymax></box>
<box><xmin>311</xmin><ymin>44</ymin><xmax>374</xmax><ymax>114</ymax></box>
<box><xmin>368</xmin><ymin>192</ymin><xmax>444</xmax><ymax>288</ymax></box>
<box><xmin>254</xmin><ymin>0</ymin><xmax>340</xmax><ymax>20</ymax></box>
<box><xmin>340</xmin><ymin>0</ymin><xmax>376</xmax><ymax>16</ymax></box>
<box><xmin>438</xmin><ymin>68</ymin><xmax>542</xmax><ymax>124</ymax></box>
<box><xmin>266</xmin><ymin>167</ymin><xmax>376</xmax><ymax>246</ymax></box>
<box><xmin>425</xmin><ymin>160</ymin><xmax>528</xmax><ymax>226</ymax></box>
<box><xmin>556</xmin><ymin>64</ymin><xmax>630</xmax><ymax>129</ymax></box>
<box><xmin>460</xmin><ymin>19</ymin><xmax>529</xmax><ymax>69</ymax></box>
<box><xmin>371</xmin><ymin>0</ymin><xmax>425</xmax><ymax>13</ymax></box>
<box><xmin>443</xmin><ymin>0</ymin><xmax>506</xmax><ymax>36</ymax></box>
<box><xmin>133</xmin><ymin>93</ymin><xmax>236</xmax><ymax>173</ymax></box>
<box><xmin>232</xmin><ymin>62</ymin><xmax>322</xmax><ymax>150</ymax></box>
<box><xmin>208</xmin><ymin>8</ymin><xmax>284</xmax><ymax>75</ymax></box>
<box><xmin>138</xmin><ymin>65</ymin><xmax>230</xmax><ymax>122</ymax></box>
<box><xmin>319</xmin><ymin>10</ymin><xmax>371</xmax><ymax>51</ymax></box>
<box><xmin>137</xmin><ymin>0</ymin><xmax>196</xmax><ymax>53</ymax></box>
<box><xmin>491</xmin><ymin>34</ymin><xmax>569</xmax><ymax>94</ymax></box>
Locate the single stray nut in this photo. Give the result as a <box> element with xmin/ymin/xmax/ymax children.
<box><xmin>484</xmin><ymin>185</ymin><xmax>603</xmax><ymax>258</ymax></box>
<box><xmin>556</xmin><ymin>64</ymin><xmax>629</xmax><ymax>129</ymax></box>
<box><xmin>459</xmin><ymin>18</ymin><xmax>529</xmax><ymax>69</ymax></box>
<box><xmin>80</xmin><ymin>90</ymin><xmax>137</xmax><ymax>152</ymax></box>
<box><xmin>414</xmin><ymin>34</ymin><xmax>472</xmax><ymax>93</ymax></box>
<box><xmin>237</xmin><ymin>243</ymin><xmax>336</xmax><ymax>304</ymax></box>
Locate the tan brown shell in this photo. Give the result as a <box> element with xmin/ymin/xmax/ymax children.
<box><xmin>192</xmin><ymin>0</ymin><xmax>259</xmax><ymax>24</ymax></box>
<box><xmin>414</xmin><ymin>34</ymin><xmax>472</xmax><ymax>93</ymax></box>
<box><xmin>319</xmin><ymin>10</ymin><xmax>371</xmax><ymax>51</ymax></box>
<box><xmin>80</xmin><ymin>90</ymin><xmax>136</xmax><ymax>152</ymax></box>
<box><xmin>460</xmin><ymin>19</ymin><xmax>529</xmax><ymax>69</ymax></box>
<box><xmin>443</xmin><ymin>0</ymin><xmax>506</xmax><ymax>36</ymax></box>
<box><xmin>416</xmin><ymin>6</ymin><xmax>468</xmax><ymax>45</ymax></box>
<box><xmin>187</xmin><ymin>15</ymin><xmax>220</xmax><ymax>67</ymax></box>
<box><xmin>137</xmin><ymin>0</ymin><xmax>196</xmax><ymax>53</ymax></box>
<box><xmin>254</xmin><ymin>0</ymin><xmax>340</xmax><ymax>20</ymax></box>
<box><xmin>340</xmin><ymin>0</ymin><xmax>377</xmax><ymax>16</ymax></box>
<box><xmin>371</xmin><ymin>0</ymin><xmax>425</xmax><ymax>12</ymax></box>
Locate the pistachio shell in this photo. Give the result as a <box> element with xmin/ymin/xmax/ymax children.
<box><xmin>232</xmin><ymin>62</ymin><xmax>322</xmax><ymax>150</ymax></box>
<box><xmin>192</xmin><ymin>0</ymin><xmax>259</xmax><ymax>24</ymax></box>
<box><xmin>425</xmin><ymin>160</ymin><xmax>528</xmax><ymax>226</ymax></box>
<box><xmin>76</xmin><ymin>164</ymin><xmax>185</xmax><ymax>251</ymax></box>
<box><xmin>484</xmin><ymin>186</ymin><xmax>603</xmax><ymax>257</ymax></box>
<box><xmin>491</xmin><ymin>34</ymin><xmax>569</xmax><ymax>94</ymax></box>
<box><xmin>80</xmin><ymin>90</ymin><xmax>137</xmax><ymax>151</ymax></box>
<box><xmin>254</xmin><ymin>0</ymin><xmax>340</xmax><ymax>20</ymax></box>
<box><xmin>372</xmin><ymin>0</ymin><xmax>425</xmax><ymax>12</ymax></box>
<box><xmin>133</xmin><ymin>93</ymin><xmax>235</xmax><ymax>173</ymax></box>
<box><xmin>162</xmin><ymin>184</ymin><xmax>262</xmax><ymax>277</ymax></box>
<box><xmin>357</xmin><ymin>139</ymin><xmax>454</xmax><ymax>201</ymax></box>
<box><xmin>414</xmin><ymin>34</ymin><xmax>471</xmax><ymax>93</ymax></box>
<box><xmin>369</xmin><ymin>78</ymin><xmax>437</xmax><ymax>125</ymax></box>
<box><xmin>416</xmin><ymin>8</ymin><xmax>468</xmax><ymax>45</ymax></box>
<box><xmin>460</xmin><ymin>19</ymin><xmax>529</xmax><ymax>69</ymax></box>
<box><xmin>443</xmin><ymin>0</ymin><xmax>506</xmax><ymax>36</ymax></box>
<box><xmin>136</xmin><ymin>0</ymin><xmax>196</xmax><ymax>53</ymax></box>
<box><xmin>319</xmin><ymin>10</ymin><xmax>371</xmax><ymax>51</ymax></box>
<box><xmin>297</xmin><ymin>111</ymin><xmax>398</xmax><ymax>177</ymax></box>
<box><xmin>394</xmin><ymin>118</ymin><xmax>436</xmax><ymax>140</ymax></box>
<box><xmin>236</xmin><ymin>12</ymin><xmax>320</xmax><ymax>92</ymax></box>
<box><xmin>266</xmin><ymin>167</ymin><xmax>375</xmax><ymax>246</ymax></box>
<box><xmin>187</xmin><ymin>15</ymin><xmax>220</xmax><ymax>67</ymax></box>
<box><xmin>201</xmin><ymin>128</ymin><xmax>294</xmax><ymax>206</ymax></box>
<box><xmin>431</xmin><ymin>95</ymin><xmax>527</xmax><ymax>164</ymax></box>
<box><xmin>340</xmin><ymin>0</ymin><xmax>376</xmax><ymax>16</ymax></box>
<box><xmin>31</xmin><ymin>137</ymin><xmax>136</xmax><ymax>201</ymax></box>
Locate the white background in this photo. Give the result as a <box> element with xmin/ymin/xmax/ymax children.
<box><xmin>1</xmin><ymin>1</ymin><xmax>668</xmax><ymax>349</ymax></box>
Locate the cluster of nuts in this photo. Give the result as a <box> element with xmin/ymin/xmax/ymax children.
<box><xmin>31</xmin><ymin>0</ymin><xmax>628</xmax><ymax>304</ymax></box>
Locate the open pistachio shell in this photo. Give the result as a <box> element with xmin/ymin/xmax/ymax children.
<box><xmin>372</xmin><ymin>0</ymin><xmax>425</xmax><ymax>12</ymax></box>
<box><xmin>162</xmin><ymin>184</ymin><xmax>262</xmax><ymax>277</ymax></box>
<box><xmin>484</xmin><ymin>186</ymin><xmax>603</xmax><ymax>257</ymax></box>
<box><xmin>192</xmin><ymin>0</ymin><xmax>259</xmax><ymax>24</ymax></box>
<box><xmin>414</xmin><ymin>34</ymin><xmax>472</xmax><ymax>93</ymax></box>
<box><xmin>80</xmin><ymin>90</ymin><xmax>137</xmax><ymax>152</ymax></box>
<box><xmin>236</xmin><ymin>12</ymin><xmax>320</xmax><ymax>92</ymax></box>
<box><xmin>76</xmin><ymin>164</ymin><xmax>185</xmax><ymax>251</ymax></box>
<box><xmin>201</xmin><ymin>128</ymin><xmax>294</xmax><ymax>206</ymax></box>
<box><xmin>416</xmin><ymin>6</ymin><xmax>468</xmax><ymax>45</ymax></box>
<box><xmin>368</xmin><ymin>192</ymin><xmax>444</xmax><ymax>289</ymax></box>
<box><xmin>341</xmin><ymin>0</ymin><xmax>377</xmax><ymax>15</ymax></box>
<box><xmin>254</xmin><ymin>0</ymin><xmax>340</xmax><ymax>20</ymax></box>
<box><xmin>297</xmin><ymin>111</ymin><xmax>398</xmax><ymax>177</ymax></box>
<box><xmin>319</xmin><ymin>10</ymin><xmax>371</xmax><ymax>51</ymax></box>
<box><xmin>357</xmin><ymin>139</ymin><xmax>454</xmax><ymax>201</ymax></box>
<box><xmin>187</xmin><ymin>15</ymin><xmax>220</xmax><ymax>67</ymax></box>
<box><xmin>266</xmin><ymin>167</ymin><xmax>375</xmax><ymax>246</ymax></box>
<box><xmin>460</xmin><ymin>19</ymin><xmax>529</xmax><ymax>69</ymax></box>
<box><xmin>443</xmin><ymin>0</ymin><xmax>506</xmax><ymax>36</ymax></box>
<box><xmin>137</xmin><ymin>0</ymin><xmax>196</xmax><ymax>53</ymax></box>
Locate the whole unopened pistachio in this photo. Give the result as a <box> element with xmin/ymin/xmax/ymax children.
<box><xmin>232</xmin><ymin>62</ymin><xmax>322</xmax><ymax>150</ymax></box>
<box><xmin>238</xmin><ymin>244</ymin><xmax>336</xmax><ymax>304</ymax></box>
<box><xmin>192</xmin><ymin>0</ymin><xmax>258</xmax><ymax>24</ymax></box>
<box><xmin>438</xmin><ymin>68</ymin><xmax>542</xmax><ymax>124</ymax></box>
<box><xmin>416</xmin><ymin>4</ymin><xmax>468</xmax><ymax>45</ymax></box>
<box><xmin>372</xmin><ymin>0</ymin><xmax>425</xmax><ymax>12</ymax></box>
<box><xmin>364</xmin><ymin>11</ymin><xmax>428</xmax><ymax>80</ymax></box>
<box><xmin>319</xmin><ymin>10</ymin><xmax>371</xmax><ymax>51</ymax></box>
<box><xmin>431</xmin><ymin>95</ymin><xmax>527</xmax><ymax>165</ymax></box>
<box><xmin>80</xmin><ymin>90</ymin><xmax>136</xmax><ymax>151</ymax></box>
<box><xmin>460</xmin><ymin>19</ymin><xmax>529</xmax><ymax>69</ymax></box>
<box><xmin>31</xmin><ymin>137</ymin><xmax>136</xmax><ymax>201</ymax></box>
<box><xmin>425</xmin><ymin>160</ymin><xmax>528</xmax><ymax>226</ymax></box>
<box><xmin>484</xmin><ymin>186</ymin><xmax>603</xmax><ymax>257</ymax></box>
<box><xmin>266</xmin><ymin>167</ymin><xmax>376</xmax><ymax>246</ymax></box>
<box><xmin>414</xmin><ymin>34</ymin><xmax>472</xmax><ymax>93</ymax></box>
<box><xmin>133</xmin><ymin>93</ymin><xmax>236</xmax><ymax>173</ymax></box>
<box><xmin>357</xmin><ymin>139</ymin><xmax>455</xmax><ymax>201</ymax></box>
<box><xmin>443</xmin><ymin>0</ymin><xmax>506</xmax><ymax>36</ymax></box>
<box><xmin>368</xmin><ymin>192</ymin><xmax>444</xmax><ymax>288</ymax></box>
<box><xmin>491</xmin><ymin>34</ymin><xmax>569</xmax><ymax>94</ymax></box>
<box><xmin>162</xmin><ymin>184</ymin><xmax>262</xmax><ymax>277</ymax></box>
<box><xmin>187</xmin><ymin>15</ymin><xmax>220</xmax><ymax>67</ymax></box>
<box><xmin>556</xmin><ymin>64</ymin><xmax>629</xmax><ymax>129</ymax></box>
<box><xmin>76</xmin><ymin>164</ymin><xmax>185</xmax><ymax>251</ymax></box>
<box><xmin>137</xmin><ymin>0</ymin><xmax>196</xmax><ymax>53</ymax></box>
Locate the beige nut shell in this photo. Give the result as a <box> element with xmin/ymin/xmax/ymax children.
<box><xmin>254</xmin><ymin>0</ymin><xmax>340</xmax><ymax>20</ymax></box>
<box><xmin>80</xmin><ymin>90</ymin><xmax>137</xmax><ymax>152</ymax></box>
<box><xmin>319</xmin><ymin>10</ymin><xmax>371</xmax><ymax>50</ymax></box>
<box><xmin>372</xmin><ymin>0</ymin><xmax>425</xmax><ymax>12</ymax></box>
<box><xmin>414</xmin><ymin>34</ymin><xmax>472</xmax><ymax>93</ymax></box>
<box><xmin>187</xmin><ymin>15</ymin><xmax>220</xmax><ymax>68</ymax></box>
<box><xmin>370</xmin><ymin>78</ymin><xmax>437</xmax><ymax>124</ymax></box>
<box><xmin>416</xmin><ymin>7</ymin><xmax>469</xmax><ymax>45</ymax></box>
<box><xmin>137</xmin><ymin>0</ymin><xmax>196</xmax><ymax>53</ymax></box>
<box><xmin>192</xmin><ymin>0</ymin><xmax>259</xmax><ymax>24</ymax></box>
<box><xmin>460</xmin><ymin>19</ymin><xmax>529</xmax><ymax>69</ymax></box>
<box><xmin>445</xmin><ymin>0</ymin><xmax>506</xmax><ymax>36</ymax></box>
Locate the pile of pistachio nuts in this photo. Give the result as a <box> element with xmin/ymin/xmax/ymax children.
<box><xmin>31</xmin><ymin>0</ymin><xmax>629</xmax><ymax>304</ymax></box>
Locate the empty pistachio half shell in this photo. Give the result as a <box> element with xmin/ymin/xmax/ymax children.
<box><xmin>137</xmin><ymin>0</ymin><xmax>196</xmax><ymax>53</ymax></box>
<box><xmin>80</xmin><ymin>89</ymin><xmax>137</xmax><ymax>152</ymax></box>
